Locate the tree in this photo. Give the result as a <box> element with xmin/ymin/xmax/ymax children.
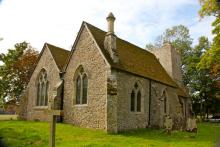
<box><xmin>146</xmin><ymin>25</ymin><xmax>192</xmax><ymax>54</ymax></box>
<box><xmin>198</xmin><ymin>0</ymin><xmax>220</xmax><ymax>75</ymax></box>
<box><xmin>198</xmin><ymin>0</ymin><xmax>220</xmax><ymax>107</ymax></box>
<box><xmin>146</xmin><ymin>24</ymin><xmax>220</xmax><ymax>117</ymax></box>
<box><xmin>146</xmin><ymin>25</ymin><xmax>193</xmax><ymax>85</ymax></box>
<box><xmin>0</xmin><ymin>42</ymin><xmax>39</xmax><ymax>103</ymax></box>
<box><xmin>186</xmin><ymin>36</ymin><xmax>217</xmax><ymax>118</ymax></box>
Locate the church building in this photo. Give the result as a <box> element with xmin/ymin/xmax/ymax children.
<box><xmin>25</xmin><ymin>13</ymin><xmax>192</xmax><ymax>133</ymax></box>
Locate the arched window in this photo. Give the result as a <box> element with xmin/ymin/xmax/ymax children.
<box><xmin>162</xmin><ymin>91</ymin><xmax>167</xmax><ymax>114</ymax></box>
<box><xmin>45</xmin><ymin>81</ymin><xmax>49</xmax><ymax>106</ymax></box>
<box><xmin>130</xmin><ymin>82</ymin><xmax>142</xmax><ymax>112</ymax></box>
<box><xmin>82</xmin><ymin>75</ymin><xmax>88</xmax><ymax>104</ymax></box>
<box><xmin>37</xmin><ymin>83</ymin><xmax>41</xmax><ymax>105</ymax></box>
<box><xmin>76</xmin><ymin>76</ymin><xmax>81</xmax><ymax>104</ymax></box>
<box><xmin>130</xmin><ymin>90</ymin><xmax>135</xmax><ymax>111</ymax></box>
<box><xmin>75</xmin><ymin>67</ymin><xmax>88</xmax><ymax>105</ymax></box>
<box><xmin>36</xmin><ymin>69</ymin><xmax>49</xmax><ymax>106</ymax></box>
<box><xmin>137</xmin><ymin>90</ymin><xmax>141</xmax><ymax>112</ymax></box>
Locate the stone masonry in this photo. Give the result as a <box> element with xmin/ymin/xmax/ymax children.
<box><xmin>150</xmin><ymin>43</ymin><xmax>183</xmax><ymax>86</ymax></box>
<box><xmin>26</xmin><ymin>46</ymin><xmax>62</xmax><ymax>121</ymax></box>
<box><xmin>63</xmin><ymin>25</ymin><xmax>109</xmax><ymax>130</ymax></box>
<box><xmin>24</xmin><ymin>13</ymin><xmax>192</xmax><ymax>133</ymax></box>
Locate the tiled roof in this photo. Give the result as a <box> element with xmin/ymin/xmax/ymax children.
<box><xmin>85</xmin><ymin>22</ymin><xmax>177</xmax><ymax>87</ymax></box>
<box><xmin>46</xmin><ymin>43</ymin><xmax>70</xmax><ymax>70</ymax></box>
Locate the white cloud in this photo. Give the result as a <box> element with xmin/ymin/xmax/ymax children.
<box><xmin>0</xmin><ymin>0</ymin><xmax>214</xmax><ymax>53</ymax></box>
<box><xmin>189</xmin><ymin>16</ymin><xmax>215</xmax><ymax>44</ymax></box>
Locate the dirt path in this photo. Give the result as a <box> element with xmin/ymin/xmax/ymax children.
<box><xmin>0</xmin><ymin>115</ymin><xmax>17</xmax><ymax>120</ymax></box>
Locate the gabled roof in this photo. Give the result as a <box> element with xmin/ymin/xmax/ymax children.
<box><xmin>46</xmin><ymin>43</ymin><xmax>70</xmax><ymax>70</ymax></box>
<box><xmin>85</xmin><ymin>22</ymin><xmax>177</xmax><ymax>87</ymax></box>
<box><xmin>28</xmin><ymin>43</ymin><xmax>70</xmax><ymax>84</ymax></box>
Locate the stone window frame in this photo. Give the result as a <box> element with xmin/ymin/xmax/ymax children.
<box><xmin>179</xmin><ymin>97</ymin><xmax>186</xmax><ymax>118</ymax></box>
<box><xmin>73</xmin><ymin>65</ymin><xmax>88</xmax><ymax>106</ymax></box>
<box><xmin>160</xmin><ymin>88</ymin><xmax>169</xmax><ymax>116</ymax></box>
<box><xmin>35</xmin><ymin>68</ymin><xmax>49</xmax><ymax>107</ymax></box>
<box><xmin>130</xmin><ymin>81</ymin><xmax>143</xmax><ymax>113</ymax></box>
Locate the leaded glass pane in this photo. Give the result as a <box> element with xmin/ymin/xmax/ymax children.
<box><xmin>82</xmin><ymin>75</ymin><xmax>88</xmax><ymax>104</ymax></box>
<box><xmin>41</xmin><ymin>82</ymin><xmax>45</xmax><ymax>106</ymax></box>
<box><xmin>45</xmin><ymin>81</ymin><xmax>49</xmax><ymax>106</ymax></box>
<box><xmin>131</xmin><ymin>90</ymin><xmax>135</xmax><ymax>111</ymax></box>
<box><xmin>137</xmin><ymin>90</ymin><xmax>141</xmax><ymax>112</ymax></box>
<box><xmin>37</xmin><ymin>83</ymin><xmax>40</xmax><ymax>106</ymax></box>
<box><xmin>164</xmin><ymin>93</ymin><xmax>167</xmax><ymax>114</ymax></box>
<box><xmin>76</xmin><ymin>76</ymin><xmax>81</xmax><ymax>104</ymax></box>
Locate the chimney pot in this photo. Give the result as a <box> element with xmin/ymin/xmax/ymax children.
<box><xmin>106</xmin><ymin>12</ymin><xmax>115</xmax><ymax>35</ymax></box>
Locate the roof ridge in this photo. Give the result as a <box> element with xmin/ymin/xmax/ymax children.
<box><xmin>45</xmin><ymin>42</ymin><xmax>70</xmax><ymax>52</ymax></box>
<box><xmin>84</xmin><ymin>22</ymin><xmax>154</xmax><ymax>56</ymax></box>
<box><xmin>85</xmin><ymin>21</ymin><xmax>177</xmax><ymax>87</ymax></box>
<box><xmin>45</xmin><ymin>43</ymin><xmax>71</xmax><ymax>70</ymax></box>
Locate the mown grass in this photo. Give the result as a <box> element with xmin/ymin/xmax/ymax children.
<box><xmin>0</xmin><ymin>120</ymin><xmax>219</xmax><ymax>147</ymax></box>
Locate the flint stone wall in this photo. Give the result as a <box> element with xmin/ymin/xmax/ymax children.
<box><xmin>26</xmin><ymin>47</ymin><xmax>61</xmax><ymax>121</ymax></box>
<box><xmin>112</xmin><ymin>70</ymin><xmax>184</xmax><ymax>131</ymax></box>
<box><xmin>150</xmin><ymin>81</ymin><xmax>183</xmax><ymax>129</ymax></box>
<box><xmin>151</xmin><ymin>44</ymin><xmax>182</xmax><ymax>86</ymax></box>
<box><xmin>116</xmin><ymin>71</ymin><xmax>150</xmax><ymax>131</ymax></box>
<box><xmin>63</xmin><ymin>26</ymin><xmax>109</xmax><ymax>130</ymax></box>
<box><xmin>18</xmin><ymin>89</ymin><xmax>28</xmax><ymax>120</ymax></box>
<box><xmin>25</xmin><ymin>24</ymin><xmax>186</xmax><ymax>132</ymax></box>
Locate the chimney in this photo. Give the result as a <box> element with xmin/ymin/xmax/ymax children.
<box><xmin>104</xmin><ymin>12</ymin><xmax>119</xmax><ymax>63</ymax></box>
<box><xmin>107</xmin><ymin>12</ymin><xmax>115</xmax><ymax>35</ymax></box>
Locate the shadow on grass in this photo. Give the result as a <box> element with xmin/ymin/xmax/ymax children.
<box><xmin>117</xmin><ymin>122</ymin><xmax>220</xmax><ymax>146</ymax></box>
<box><xmin>0</xmin><ymin>137</ymin><xmax>7</xmax><ymax>147</ymax></box>
<box><xmin>118</xmin><ymin>127</ymin><xmax>206</xmax><ymax>142</ymax></box>
<box><xmin>0</xmin><ymin>127</ymin><xmax>47</xmax><ymax>147</ymax></box>
<box><xmin>0</xmin><ymin>121</ymin><xmax>219</xmax><ymax>147</ymax></box>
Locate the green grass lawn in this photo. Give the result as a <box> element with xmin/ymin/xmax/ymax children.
<box><xmin>0</xmin><ymin>121</ymin><xmax>219</xmax><ymax>147</ymax></box>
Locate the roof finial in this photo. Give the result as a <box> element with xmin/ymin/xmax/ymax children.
<box><xmin>104</xmin><ymin>12</ymin><xmax>118</xmax><ymax>63</ymax></box>
<box><xmin>106</xmin><ymin>12</ymin><xmax>115</xmax><ymax>35</ymax></box>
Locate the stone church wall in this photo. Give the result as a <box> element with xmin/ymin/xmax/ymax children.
<box><xmin>116</xmin><ymin>71</ymin><xmax>150</xmax><ymax>131</ymax></box>
<box><xmin>63</xmin><ymin>26</ymin><xmax>109</xmax><ymax>130</ymax></box>
<box><xmin>150</xmin><ymin>81</ymin><xmax>168</xmax><ymax>128</ymax></box>
<box><xmin>150</xmin><ymin>81</ymin><xmax>183</xmax><ymax>129</ymax></box>
<box><xmin>116</xmin><ymin>71</ymin><xmax>183</xmax><ymax>131</ymax></box>
<box><xmin>25</xmin><ymin>25</ymin><xmax>185</xmax><ymax>132</ymax></box>
<box><xmin>166</xmin><ymin>86</ymin><xmax>184</xmax><ymax>129</ymax></box>
<box><xmin>26</xmin><ymin>47</ymin><xmax>61</xmax><ymax>121</ymax></box>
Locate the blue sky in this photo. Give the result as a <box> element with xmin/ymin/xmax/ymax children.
<box><xmin>0</xmin><ymin>0</ymin><xmax>214</xmax><ymax>53</ymax></box>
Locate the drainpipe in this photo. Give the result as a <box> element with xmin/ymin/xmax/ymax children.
<box><xmin>148</xmin><ymin>80</ymin><xmax>152</xmax><ymax>127</ymax></box>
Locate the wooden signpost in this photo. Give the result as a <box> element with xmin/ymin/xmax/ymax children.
<box><xmin>49</xmin><ymin>110</ymin><xmax>63</xmax><ymax>147</ymax></box>
<box><xmin>48</xmin><ymin>81</ymin><xmax>63</xmax><ymax>147</ymax></box>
